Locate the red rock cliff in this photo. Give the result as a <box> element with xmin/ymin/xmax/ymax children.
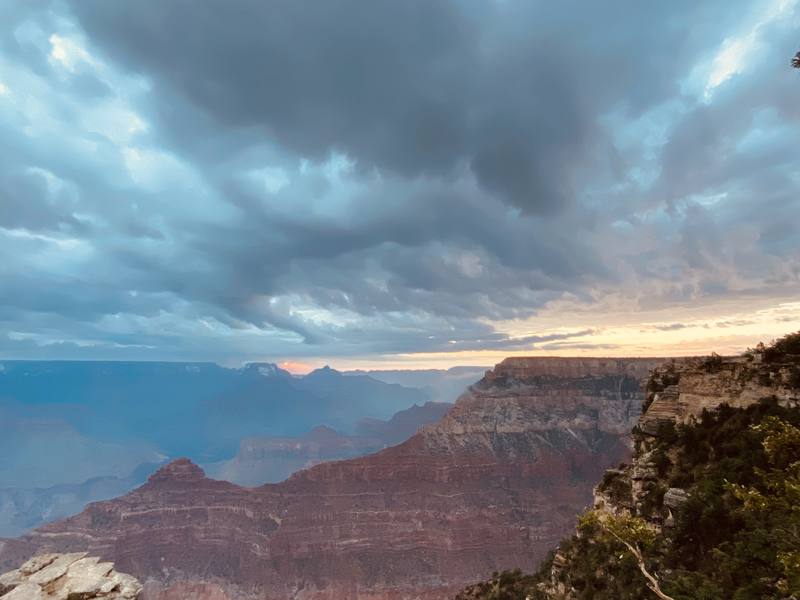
<box><xmin>0</xmin><ymin>357</ymin><xmax>666</xmax><ymax>599</ymax></box>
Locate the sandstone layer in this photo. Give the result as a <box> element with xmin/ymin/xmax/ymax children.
<box><xmin>0</xmin><ymin>357</ymin><xmax>665</xmax><ymax>599</ymax></box>
<box><xmin>642</xmin><ymin>354</ymin><xmax>800</xmax><ymax>431</ymax></box>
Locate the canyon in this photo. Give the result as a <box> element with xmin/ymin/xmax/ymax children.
<box><xmin>0</xmin><ymin>357</ymin><xmax>665</xmax><ymax>599</ymax></box>
<box><xmin>205</xmin><ymin>402</ymin><xmax>452</xmax><ymax>486</ymax></box>
<box><xmin>0</xmin><ymin>402</ymin><xmax>450</xmax><ymax>537</ymax></box>
<box><xmin>0</xmin><ymin>361</ymin><xmax>433</xmax><ymax>536</ymax></box>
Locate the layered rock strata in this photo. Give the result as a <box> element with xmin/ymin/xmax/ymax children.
<box><xmin>641</xmin><ymin>354</ymin><xmax>800</xmax><ymax>432</ymax></box>
<box><xmin>0</xmin><ymin>357</ymin><xmax>664</xmax><ymax>600</ymax></box>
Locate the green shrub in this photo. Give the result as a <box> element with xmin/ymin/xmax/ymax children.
<box><xmin>763</xmin><ymin>331</ymin><xmax>800</xmax><ymax>362</ymax></box>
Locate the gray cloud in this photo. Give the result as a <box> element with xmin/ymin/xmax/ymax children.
<box><xmin>64</xmin><ymin>0</ymin><xmax>745</xmax><ymax>213</ymax></box>
<box><xmin>0</xmin><ymin>0</ymin><xmax>797</xmax><ymax>362</ymax></box>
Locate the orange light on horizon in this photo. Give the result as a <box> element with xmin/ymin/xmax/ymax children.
<box><xmin>281</xmin><ymin>301</ymin><xmax>800</xmax><ymax>372</ymax></box>
<box><xmin>278</xmin><ymin>360</ymin><xmax>315</xmax><ymax>375</ymax></box>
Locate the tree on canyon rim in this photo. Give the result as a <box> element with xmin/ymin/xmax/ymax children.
<box><xmin>578</xmin><ymin>511</ymin><xmax>676</xmax><ymax>600</ymax></box>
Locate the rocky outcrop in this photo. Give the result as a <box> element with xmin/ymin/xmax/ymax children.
<box><xmin>0</xmin><ymin>553</ymin><xmax>141</xmax><ymax>599</ymax></box>
<box><xmin>539</xmin><ymin>349</ymin><xmax>800</xmax><ymax>597</ymax></box>
<box><xmin>0</xmin><ymin>357</ymin><xmax>664</xmax><ymax>599</ymax></box>
<box><xmin>595</xmin><ymin>354</ymin><xmax>800</xmax><ymax>527</ymax></box>
<box><xmin>641</xmin><ymin>354</ymin><xmax>800</xmax><ymax>433</ymax></box>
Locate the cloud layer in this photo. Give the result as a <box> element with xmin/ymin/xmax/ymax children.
<box><xmin>1</xmin><ymin>0</ymin><xmax>799</xmax><ymax>365</ymax></box>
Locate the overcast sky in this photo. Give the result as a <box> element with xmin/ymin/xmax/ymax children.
<box><xmin>1</xmin><ymin>0</ymin><xmax>799</xmax><ymax>371</ymax></box>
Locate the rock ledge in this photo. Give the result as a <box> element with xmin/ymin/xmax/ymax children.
<box><xmin>0</xmin><ymin>553</ymin><xmax>141</xmax><ymax>599</ymax></box>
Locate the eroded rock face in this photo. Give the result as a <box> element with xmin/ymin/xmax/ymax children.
<box><xmin>0</xmin><ymin>552</ymin><xmax>141</xmax><ymax>599</ymax></box>
<box><xmin>0</xmin><ymin>357</ymin><xmax>664</xmax><ymax>600</ymax></box>
<box><xmin>642</xmin><ymin>355</ymin><xmax>800</xmax><ymax>433</ymax></box>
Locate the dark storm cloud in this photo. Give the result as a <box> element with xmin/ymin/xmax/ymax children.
<box><xmin>64</xmin><ymin>0</ymin><xmax>743</xmax><ymax>214</ymax></box>
<box><xmin>0</xmin><ymin>168</ymin><xmax>83</xmax><ymax>232</ymax></box>
<box><xmin>0</xmin><ymin>0</ymin><xmax>798</xmax><ymax>361</ymax></box>
<box><xmin>178</xmin><ymin>177</ymin><xmax>608</xmax><ymax>323</ymax></box>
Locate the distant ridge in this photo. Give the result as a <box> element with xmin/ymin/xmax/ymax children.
<box><xmin>0</xmin><ymin>360</ymin><xmax>429</xmax><ymax>469</ymax></box>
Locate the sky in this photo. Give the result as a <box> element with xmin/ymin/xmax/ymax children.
<box><xmin>1</xmin><ymin>0</ymin><xmax>799</xmax><ymax>371</ymax></box>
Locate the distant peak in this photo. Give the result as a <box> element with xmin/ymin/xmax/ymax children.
<box><xmin>241</xmin><ymin>362</ymin><xmax>290</xmax><ymax>378</ymax></box>
<box><xmin>147</xmin><ymin>458</ymin><xmax>206</xmax><ymax>484</ymax></box>
<box><xmin>307</xmin><ymin>425</ymin><xmax>340</xmax><ymax>440</ymax></box>
<box><xmin>306</xmin><ymin>365</ymin><xmax>340</xmax><ymax>378</ymax></box>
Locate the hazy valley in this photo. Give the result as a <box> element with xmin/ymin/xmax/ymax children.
<box><xmin>0</xmin><ymin>362</ymin><xmax>478</xmax><ymax>537</ymax></box>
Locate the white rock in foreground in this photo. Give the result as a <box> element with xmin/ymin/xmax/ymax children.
<box><xmin>0</xmin><ymin>552</ymin><xmax>141</xmax><ymax>599</ymax></box>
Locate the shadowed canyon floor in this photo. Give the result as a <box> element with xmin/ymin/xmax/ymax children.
<box><xmin>0</xmin><ymin>357</ymin><xmax>666</xmax><ymax>599</ymax></box>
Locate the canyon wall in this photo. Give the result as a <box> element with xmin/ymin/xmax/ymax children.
<box><xmin>536</xmin><ymin>350</ymin><xmax>800</xmax><ymax>598</ymax></box>
<box><xmin>642</xmin><ymin>354</ymin><xmax>800</xmax><ymax>430</ymax></box>
<box><xmin>0</xmin><ymin>357</ymin><xmax>665</xmax><ymax>600</ymax></box>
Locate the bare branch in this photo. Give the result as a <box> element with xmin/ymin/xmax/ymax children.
<box><xmin>604</xmin><ymin>526</ymin><xmax>676</xmax><ymax>600</ymax></box>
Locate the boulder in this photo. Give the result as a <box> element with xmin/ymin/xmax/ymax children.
<box><xmin>663</xmin><ymin>487</ymin><xmax>690</xmax><ymax>510</ymax></box>
<box><xmin>0</xmin><ymin>553</ymin><xmax>141</xmax><ymax>599</ymax></box>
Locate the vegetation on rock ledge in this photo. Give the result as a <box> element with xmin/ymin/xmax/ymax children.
<box><xmin>458</xmin><ymin>399</ymin><xmax>800</xmax><ymax>599</ymax></box>
<box><xmin>458</xmin><ymin>336</ymin><xmax>800</xmax><ymax>600</ymax></box>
